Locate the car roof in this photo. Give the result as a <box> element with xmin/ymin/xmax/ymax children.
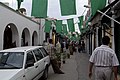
<box><xmin>0</xmin><ymin>46</ymin><xmax>43</xmax><ymax>52</ymax></box>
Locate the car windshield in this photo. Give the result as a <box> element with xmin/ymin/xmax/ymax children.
<box><xmin>0</xmin><ymin>52</ymin><xmax>24</xmax><ymax>69</ymax></box>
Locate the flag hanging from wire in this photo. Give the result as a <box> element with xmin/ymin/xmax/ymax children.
<box><xmin>78</xmin><ymin>16</ymin><xmax>84</xmax><ymax>31</ymax></box>
<box><xmin>44</xmin><ymin>20</ymin><xmax>51</xmax><ymax>33</ymax></box>
<box><xmin>31</xmin><ymin>0</ymin><xmax>48</xmax><ymax>18</ymax></box>
<box><xmin>59</xmin><ymin>0</ymin><xmax>76</xmax><ymax>16</ymax></box>
<box><xmin>91</xmin><ymin>0</ymin><xmax>106</xmax><ymax>16</ymax></box>
<box><xmin>17</xmin><ymin>0</ymin><xmax>24</xmax><ymax>9</ymax></box>
<box><xmin>67</xmin><ymin>19</ymin><xmax>75</xmax><ymax>32</ymax></box>
<box><xmin>56</xmin><ymin>20</ymin><xmax>63</xmax><ymax>33</ymax></box>
<box><xmin>62</xmin><ymin>24</ymin><xmax>68</xmax><ymax>34</ymax></box>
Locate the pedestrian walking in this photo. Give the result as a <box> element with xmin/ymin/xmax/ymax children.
<box><xmin>55</xmin><ymin>40</ymin><xmax>62</xmax><ymax>68</ymax></box>
<box><xmin>69</xmin><ymin>41</ymin><xmax>73</xmax><ymax>55</ymax></box>
<box><xmin>47</xmin><ymin>39</ymin><xmax>64</xmax><ymax>74</ymax></box>
<box><xmin>89</xmin><ymin>36</ymin><xmax>119</xmax><ymax>80</ymax></box>
<box><xmin>66</xmin><ymin>41</ymin><xmax>70</xmax><ymax>58</ymax></box>
<box><xmin>61</xmin><ymin>40</ymin><xmax>66</xmax><ymax>64</ymax></box>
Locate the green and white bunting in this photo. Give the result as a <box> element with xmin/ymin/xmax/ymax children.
<box><xmin>59</xmin><ymin>0</ymin><xmax>76</xmax><ymax>16</ymax></box>
<box><xmin>31</xmin><ymin>0</ymin><xmax>48</xmax><ymax>18</ymax></box>
<box><xmin>44</xmin><ymin>20</ymin><xmax>51</xmax><ymax>33</ymax></box>
<box><xmin>56</xmin><ymin>20</ymin><xmax>62</xmax><ymax>33</ymax></box>
<box><xmin>91</xmin><ymin>0</ymin><xmax>106</xmax><ymax>16</ymax></box>
<box><xmin>67</xmin><ymin>19</ymin><xmax>75</xmax><ymax>32</ymax></box>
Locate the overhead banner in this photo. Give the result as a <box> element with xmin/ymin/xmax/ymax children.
<box><xmin>78</xmin><ymin>16</ymin><xmax>84</xmax><ymax>30</ymax></box>
<box><xmin>59</xmin><ymin>0</ymin><xmax>76</xmax><ymax>16</ymax></box>
<box><xmin>44</xmin><ymin>20</ymin><xmax>51</xmax><ymax>33</ymax></box>
<box><xmin>67</xmin><ymin>19</ymin><xmax>75</xmax><ymax>32</ymax></box>
<box><xmin>31</xmin><ymin>0</ymin><xmax>48</xmax><ymax>18</ymax></box>
<box><xmin>56</xmin><ymin>20</ymin><xmax>62</xmax><ymax>33</ymax></box>
<box><xmin>62</xmin><ymin>24</ymin><xmax>68</xmax><ymax>34</ymax></box>
<box><xmin>91</xmin><ymin>0</ymin><xmax>106</xmax><ymax>16</ymax></box>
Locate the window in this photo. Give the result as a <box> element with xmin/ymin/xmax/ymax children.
<box><xmin>0</xmin><ymin>52</ymin><xmax>24</xmax><ymax>69</ymax></box>
<box><xmin>40</xmin><ymin>48</ymin><xmax>48</xmax><ymax>57</ymax></box>
<box><xmin>33</xmin><ymin>49</ymin><xmax>43</xmax><ymax>61</ymax></box>
<box><xmin>26</xmin><ymin>51</ymin><xmax>35</xmax><ymax>66</ymax></box>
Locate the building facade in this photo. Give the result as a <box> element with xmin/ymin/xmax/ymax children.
<box><xmin>0</xmin><ymin>2</ymin><xmax>45</xmax><ymax>50</ymax></box>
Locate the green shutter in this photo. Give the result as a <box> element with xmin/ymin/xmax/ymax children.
<box><xmin>67</xmin><ymin>19</ymin><xmax>75</xmax><ymax>32</ymax></box>
<box><xmin>17</xmin><ymin>0</ymin><xmax>24</xmax><ymax>9</ymax></box>
<box><xmin>31</xmin><ymin>0</ymin><xmax>48</xmax><ymax>18</ymax></box>
<box><xmin>91</xmin><ymin>0</ymin><xmax>106</xmax><ymax>16</ymax></box>
<box><xmin>44</xmin><ymin>20</ymin><xmax>51</xmax><ymax>33</ymax></box>
<box><xmin>56</xmin><ymin>20</ymin><xmax>62</xmax><ymax>33</ymax></box>
<box><xmin>59</xmin><ymin>0</ymin><xmax>76</xmax><ymax>16</ymax></box>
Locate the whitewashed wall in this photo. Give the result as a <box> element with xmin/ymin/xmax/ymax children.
<box><xmin>0</xmin><ymin>2</ymin><xmax>43</xmax><ymax>50</ymax></box>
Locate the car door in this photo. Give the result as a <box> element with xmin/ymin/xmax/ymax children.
<box><xmin>39</xmin><ymin>48</ymin><xmax>50</xmax><ymax>65</ymax></box>
<box><xmin>24</xmin><ymin>51</ymin><xmax>37</xmax><ymax>80</ymax></box>
<box><xmin>32</xmin><ymin>48</ymin><xmax>45</xmax><ymax>77</ymax></box>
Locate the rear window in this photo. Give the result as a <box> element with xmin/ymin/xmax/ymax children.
<box><xmin>33</xmin><ymin>49</ymin><xmax>43</xmax><ymax>61</ymax></box>
<box><xmin>39</xmin><ymin>48</ymin><xmax>48</xmax><ymax>57</ymax></box>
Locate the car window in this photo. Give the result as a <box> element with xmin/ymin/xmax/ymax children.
<box><xmin>33</xmin><ymin>49</ymin><xmax>43</xmax><ymax>61</ymax></box>
<box><xmin>0</xmin><ymin>52</ymin><xmax>24</xmax><ymax>69</ymax></box>
<box><xmin>26</xmin><ymin>51</ymin><xmax>35</xmax><ymax>65</ymax></box>
<box><xmin>39</xmin><ymin>48</ymin><xmax>48</xmax><ymax>57</ymax></box>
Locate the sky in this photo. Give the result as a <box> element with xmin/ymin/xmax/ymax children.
<box><xmin>0</xmin><ymin>0</ymin><xmax>88</xmax><ymax>33</ymax></box>
<box><xmin>0</xmin><ymin>0</ymin><xmax>88</xmax><ymax>19</ymax></box>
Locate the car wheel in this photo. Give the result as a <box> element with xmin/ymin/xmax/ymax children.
<box><xmin>42</xmin><ymin>67</ymin><xmax>48</xmax><ymax>80</ymax></box>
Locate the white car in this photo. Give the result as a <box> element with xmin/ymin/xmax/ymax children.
<box><xmin>0</xmin><ymin>46</ymin><xmax>50</xmax><ymax>80</ymax></box>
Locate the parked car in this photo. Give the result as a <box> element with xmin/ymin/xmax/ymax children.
<box><xmin>0</xmin><ymin>46</ymin><xmax>50</xmax><ymax>80</ymax></box>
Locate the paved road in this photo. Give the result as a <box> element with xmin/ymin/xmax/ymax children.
<box><xmin>75</xmin><ymin>52</ymin><xmax>90</xmax><ymax>80</ymax></box>
<box><xmin>47</xmin><ymin>54</ymin><xmax>78</xmax><ymax>80</ymax></box>
<box><xmin>47</xmin><ymin>52</ymin><xmax>93</xmax><ymax>80</ymax></box>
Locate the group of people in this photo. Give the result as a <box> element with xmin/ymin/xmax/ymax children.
<box><xmin>43</xmin><ymin>39</ymin><xmax>75</xmax><ymax>74</ymax></box>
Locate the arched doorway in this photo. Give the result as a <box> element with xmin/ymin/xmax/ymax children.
<box><xmin>32</xmin><ymin>31</ymin><xmax>38</xmax><ymax>46</ymax></box>
<box><xmin>3</xmin><ymin>23</ymin><xmax>19</xmax><ymax>49</ymax></box>
<box><xmin>21</xmin><ymin>28</ymin><xmax>30</xmax><ymax>46</ymax></box>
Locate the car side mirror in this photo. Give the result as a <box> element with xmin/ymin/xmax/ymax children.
<box><xmin>25</xmin><ymin>61</ymin><xmax>34</xmax><ymax>68</ymax></box>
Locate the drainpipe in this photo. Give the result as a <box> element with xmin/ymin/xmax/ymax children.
<box><xmin>111</xmin><ymin>10</ymin><xmax>115</xmax><ymax>50</ymax></box>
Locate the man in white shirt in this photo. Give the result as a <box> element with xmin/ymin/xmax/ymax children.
<box><xmin>89</xmin><ymin>36</ymin><xmax>119</xmax><ymax>80</ymax></box>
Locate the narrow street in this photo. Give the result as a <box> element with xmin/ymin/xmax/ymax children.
<box><xmin>47</xmin><ymin>51</ymin><xmax>91</xmax><ymax>80</ymax></box>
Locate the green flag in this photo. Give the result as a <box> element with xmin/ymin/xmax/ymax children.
<box><xmin>62</xmin><ymin>24</ymin><xmax>68</xmax><ymax>34</ymax></box>
<box><xmin>78</xmin><ymin>16</ymin><xmax>84</xmax><ymax>31</ymax></box>
<box><xmin>91</xmin><ymin>0</ymin><xmax>106</xmax><ymax>16</ymax></box>
<box><xmin>59</xmin><ymin>0</ymin><xmax>76</xmax><ymax>16</ymax></box>
<box><xmin>56</xmin><ymin>20</ymin><xmax>62</xmax><ymax>33</ymax></box>
<box><xmin>31</xmin><ymin>0</ymin><xmax>48</xmax><ymax>18</ymax></box>
<box><xmin>67</xmin><ymin>19</ymin><xmax>75</xmax><ymax>32</ymax></box>
<box><xmin>17</xmin><ymin>0</ymin><xmax>23</xmax><ymax>9</ymax></box>
<box><xmin>44</xmin><ymin>20</ymin><xmax>51</xmax><ymax>33</ymax></box>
